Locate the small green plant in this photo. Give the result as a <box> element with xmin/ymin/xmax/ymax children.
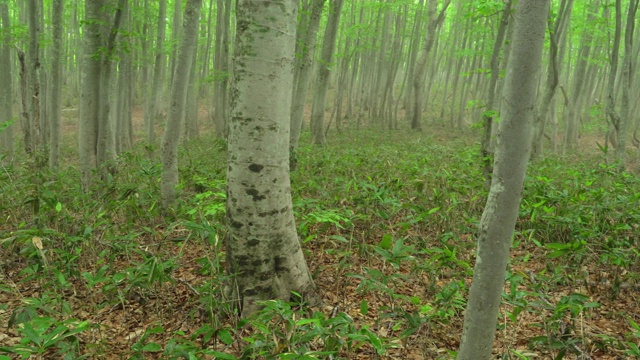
<box><xmin>1</xmin><ymin>316</ymin><xmax>91</xmax><ymax>359</ymax></box>
<box><xmin>238</xmin><ymin>298</ymin><xmax>389</xmax><ymax>359</ymax></box>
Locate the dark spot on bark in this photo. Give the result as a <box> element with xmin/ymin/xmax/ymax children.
<box><xmin>246</xmin><ymin>188</ymin><xmax>266</xmax><ymax>201</ymax></box>
<box><xmin>280</xmin><ymin>206</ymin><xmax>289</xmax><ymax>213</ymax></box>
<box><xmin>274</xmin><ymin>256</ymin><xmax>286</xmax><ymax>272</ymax></box>
<box><xmin>272</xmin><ymin>178</ymin><xmax>278</xmax><ymax>183</ymax></box>
<box><xmin>230</xmin><ymin>220</ymin><xmax>243</xmax><ymax>229</ymax></box>
<box><xmin>258</xmin><ymin>209</ymin><xmax>279</xmax><ymax>217</ymax></box>
<box><xmin>234</xmin><ymin>255</ymin><xmax>250</xmax><ymax>268</ymax></box>
<box><xmin>249</xmin><ymin>163</ymin><xmax>264</xmax><ymax>173</ymax></box>
<box><xmin>247</xmin><ymin>239</ymin><xmax>259</xmax><ymax>247</ymax></box>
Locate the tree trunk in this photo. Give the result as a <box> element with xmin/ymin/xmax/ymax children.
<box><xmin>79</xmin><ymin>0</ymin><xmax>102</xmax><ymax>189</ymax></box>
<box><xmin>481</xmin><ymin>0</ymin><xmax>512</xmax><ymax>184</ymax></box>
<box><xmin>213</xmin><ymin>0</ymin><xmax>231</xmax><ymax>137</ymax></box>
<box><xmin>289</xmin><ymin>0</ymin><xmax>326</xmax><ymax>164</ymax></box>
<box><xmin>0</xmin><ymin>0</ymin><xmax>13</xmax><ymax>163</ymax></box>
<box><xmin>531</xmin><ymin>0</ymin><xmax>573</xmax><ymax>160</ymax></box>
<box><xmin>26</xmin><ymin>0</ymin><xmax>42</xmax><ymax>155</ymax></box>
<box><xmin>411</xmin><ymin>0</ymin><xmax>450</xmax><ymax>131</ymax></box>
<box><xmin>227</xmin><ymin>0</ymin><xmax>319</xmax><ymax>316</ymax></box>
<box><xmin>48</xmin><ymin>0</ymin><xmax>64</xmax><ymax>170</ymax></box>
<box><xmin>146</xmin><ymin>0</ymin><xmax>167</xmax><ymax>145</ymax></box>
<box><xmin>615</xmin><ymin>0</ymin><xmax>638</xmax><ymax>166</ymax></box>
<box><xmin>310</xmin><ymin>0</ymin><xmax>344</xmax><ymax>145</ymax></box>
<box><xmin>457</xmin><ymin>1</ymin><xmax>549</xmax><ymax>359</ymax></box>
<box><xmin>160</xmin><ymin>0</ymin><xmax>202</xmax><ymax>209</ymax></box>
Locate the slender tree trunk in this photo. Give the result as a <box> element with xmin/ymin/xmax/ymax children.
<box><xmin>564</xmin><ymin>0</ymin><xmax>597</xmax><ymax>152</ymax></box>
<box><xmin>310</xmin><ymin>0</ymin><xmax>344</xmax><ymax>145</ymax></box>
<box><xmin>48</xmin><ymin>0</ymin><xmax>64</xmax><ymax>170</ymax></box>
<box><xmin>615</xmin><ymin>0</ymin><xmax>638</xmax><ymax>166</ymax></box>
<box><xmin>147</xmin><ymin>0</ymin><xmax>167</xmax><ymax>145</ymax></box>
<box><xmin>457</xmin><ymin>1</ymin><xmax>549</xmax><ymax>359</ymax></box>
<box><xmin>27</xmin><ymin>0</ymin><xmax>42</xmax><ymax>154</ymax></box>
<box><xmin>531</xmin><ymin>0</ymin><xmax>573</xmax><ymax>160</ymax></box>
<box><xmin>79</xmin><ymin>0</ymin><xmax>102</xmax><ymax>189</ymax></box>
<box><xmin>160</xmin><ymin>0</ymin><xmax>202</xmax><ymax>209</ymax></box>
<box><xmin>411</xmin><ymin>0</ymin><xmax>450</xmax><ymax>131</ymax></box>
<box><xmin>289</xmin><ymin>0</ymin><xmax>326</xmax><ymax>159</ymax></box>
<box><xmin>481</xmin><ymin>0</ymin><xmax>512</xmax><ymax>184</ymax></box>
<box><xmin>227</xmin><ymin>0</ymin><xmax>319</xmax><ymax>316</ymax></box>
<box><xmin>0</xmin><ymin>0</ymin><xmax>13</xmax><ymax>163</ymax></box>
<box><xmin>213</xmin><ymin>0</ymin><xmax>231</xmax><ymax>137</ymax></box>
<box><xmin>605</xmin><ymin>0</ymin><xmax>622</xmax><ymax>158</ymax></box>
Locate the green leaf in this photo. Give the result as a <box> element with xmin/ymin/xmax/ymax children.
<box><xmin>360</xmin><ymin>299</ymin><xmax>369</xmax><ymax>315</ymax></box>
<box><xmin>379</xmin><ymin>234</ymin><xmax>393</xmax><ymax>249</ymax></box>
<box><xmin>55</xmin><ymin>202</ymin><xmax>62</xmax><ymax>212</ymax></box>
<box><xmin>141</xmin><ymin>342</ymin><xmax>162</xmax><ymax>352</ymax></box>
<box><xmin>218</xmin><ymin>328</ymin><xmax>234</xmax><ymax>345</ymax></box>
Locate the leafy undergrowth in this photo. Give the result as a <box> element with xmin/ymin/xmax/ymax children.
<box><xmin>1</xmin><ymin>127</ymin><xmax>640</xmax><ymax>359</ymax></box>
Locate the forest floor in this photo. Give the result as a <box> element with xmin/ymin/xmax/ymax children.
<box><xmin>1</xmin><ymin>109</ymin><xmax>640</xmax><ymax>359</ymax></box>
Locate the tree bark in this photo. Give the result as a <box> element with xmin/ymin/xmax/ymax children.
<box><xmin>48</xmin><ymin>0</ymin><xmax>64</xmax><ymax>170</ymax></box>
<box><xmin>213</xmin><ymin>0</ymin><xmax>231</xmax><ymax>137</ymax></box>
<box><xmin>289</xmin><ymin>0</ymin><xmax>326</xmax><ymax>163</ymax></box>
<box><xmin>146</xmin><ymin>0</ymin><xmax>167</xmax><ymax>145</ymax></box>
<box><xmin>481</xmin><ymin>0</ymin><xmax>512</xmax><ymax>184</ymax></box>
<box><xmin>411</xmin><ymin>0</ymin><xmax>450</xmax><ymax>131</ymax></box>
<box><xmin>457</xmin><ymin>1</ymin><xmax>549</xmax><ymax>359</ymax></box>
<box><xmin>160</xmin><ymin>0</ymin><xmax>202</xmax><ymax>209</ymax></box>
<box><xmin>26</xmin><ymin>0</ymin><xmax>41</xmax><ymax>154</ymax></box>
<box><xmin>531</xmin><ymin>0</ymin><xmax>574</xmax><ymax>160</ymax></box>
<box><xmin>227</xmin><ymin>0</ymin><xmax>319</xmax><ymax>316</ymax></box>
<box><xmin>310</xmin><ymin>0</ymin><xmax>344</xmax><ymax>145</ymax></box>
<box><xmin>0</xmin><ymin>0</ymin><xmax>13</xmax><ymax>163</ymax></box>
<box><xmin>615</xmin><ymin>0</ymin><xmax>638</xmax><ymax>166</ymax></box>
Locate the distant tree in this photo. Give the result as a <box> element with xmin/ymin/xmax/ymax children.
<box><xmin>160</xmin><ymin>0</ymin><xmax>202</xmax><ymax>209</ymax></box>
<box><xmin>457</xmin><ymin>1</ymin><xmax>549</xmax><ymax>359</ymax></box>
<box><xmin>212</xmin><ymin>0</ymin><xmax>231</xmax><ymax>137</ymax></box>
<box><xmin>146</xmin><ymin>0</ymin><xmax>167</xmax><ymax>145</ymax></box>
<box><xmin>26</xmin><ymin>0</ymin><xmax>42</xmax><ymax>155</ymax></box>
<box><xmin>290</xmin><ymin>0</ymin><xmax>326</xmax><ymax>166</ymax></box>
<box><xmin>311</xmin><ymin>0</ymin><xmax>343</xmax><ymax>145</ymax></box>
<box><xmin>0</xmin><ymin>0</ymin><xmax>12</xmax><ymax>163</ymax></box>
<box><xmin>79</xmin><ymin>0</ymin><xmax>125</xmax><ymax>189</ymax></box>
<box><xmin>49</xmin><ymin>0</ymin><xmax>64</xmax><ymax>170</ymax></box>
<box><xmin>410</xmin><ymin>0</ymin><xmax>450</xmax><ymax>131</ymax></box>
<box><xmin>227</xmin><ymin>0</ymin><xmax>319</xmax><ymax>316</ymax></box>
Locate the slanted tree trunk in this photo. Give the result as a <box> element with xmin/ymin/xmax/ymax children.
<box><xmin>481</xmin><ymin>0</ymin><xmax>512</xmax><ymax>185</ymax></box>
<box><xmin>49</xmin><ymin>0</ymin><xmax>64</xmax><ymax>170</ymax></box>
<box><xmin>411</xmin><ymin>0</ymin><xmax>450</xmax><ymax>131</ymax></box>
<box><xmin>227</xmin><ymin>0</ymin><xmax>319</xmax><ymax>316</ymax></box>
<box><xmin>457</xmin><ymin>1</ymin><xmax>549</xmax><ymax>359</ymax></box>
<box><xmin>160</xmin><ymin>0</ymin><xmax>202</xmax><ymax>209</ymax></box>
<box><xmin>0</xmin><ymin>0</ymin><xmax>13</xmax><ymax>163</ymax></box>
<box><xmin>310</xmin><ymin>0</ymin><xmax>344</xmax><ymax>145</ymax></box>
<box><xmin>531</xmin><ymin>0</ymin><xmax>573</xmax><ymax>160</ymax></box>
<box><xmin>289</xmin><ymin>0</ymin><xmax>326</xmax><ymax>166</ymax></box>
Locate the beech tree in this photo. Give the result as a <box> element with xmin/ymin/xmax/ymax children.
<box><xmin>457</xmin><ymin>1</ymin><xmax>549</xmax><ymax>359</ymax></box>
<box><xmin>226</xmin><ymin>0</ymin><xmax>319</xmax><ymax>316</ymax></box>
<box><xmin>160</xmin><ymin>0</ymin><xmax>202</xmax><ymax>209</ymax></box>
<box><xmin>0</xmin><ymin>0</ymin><xmax>12</xmax><ymax>163</ymax></box>
<box><xmin>310</xmin><ymin>0</ymin><xmax>343</xmax><ymax>145</ymax></box>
